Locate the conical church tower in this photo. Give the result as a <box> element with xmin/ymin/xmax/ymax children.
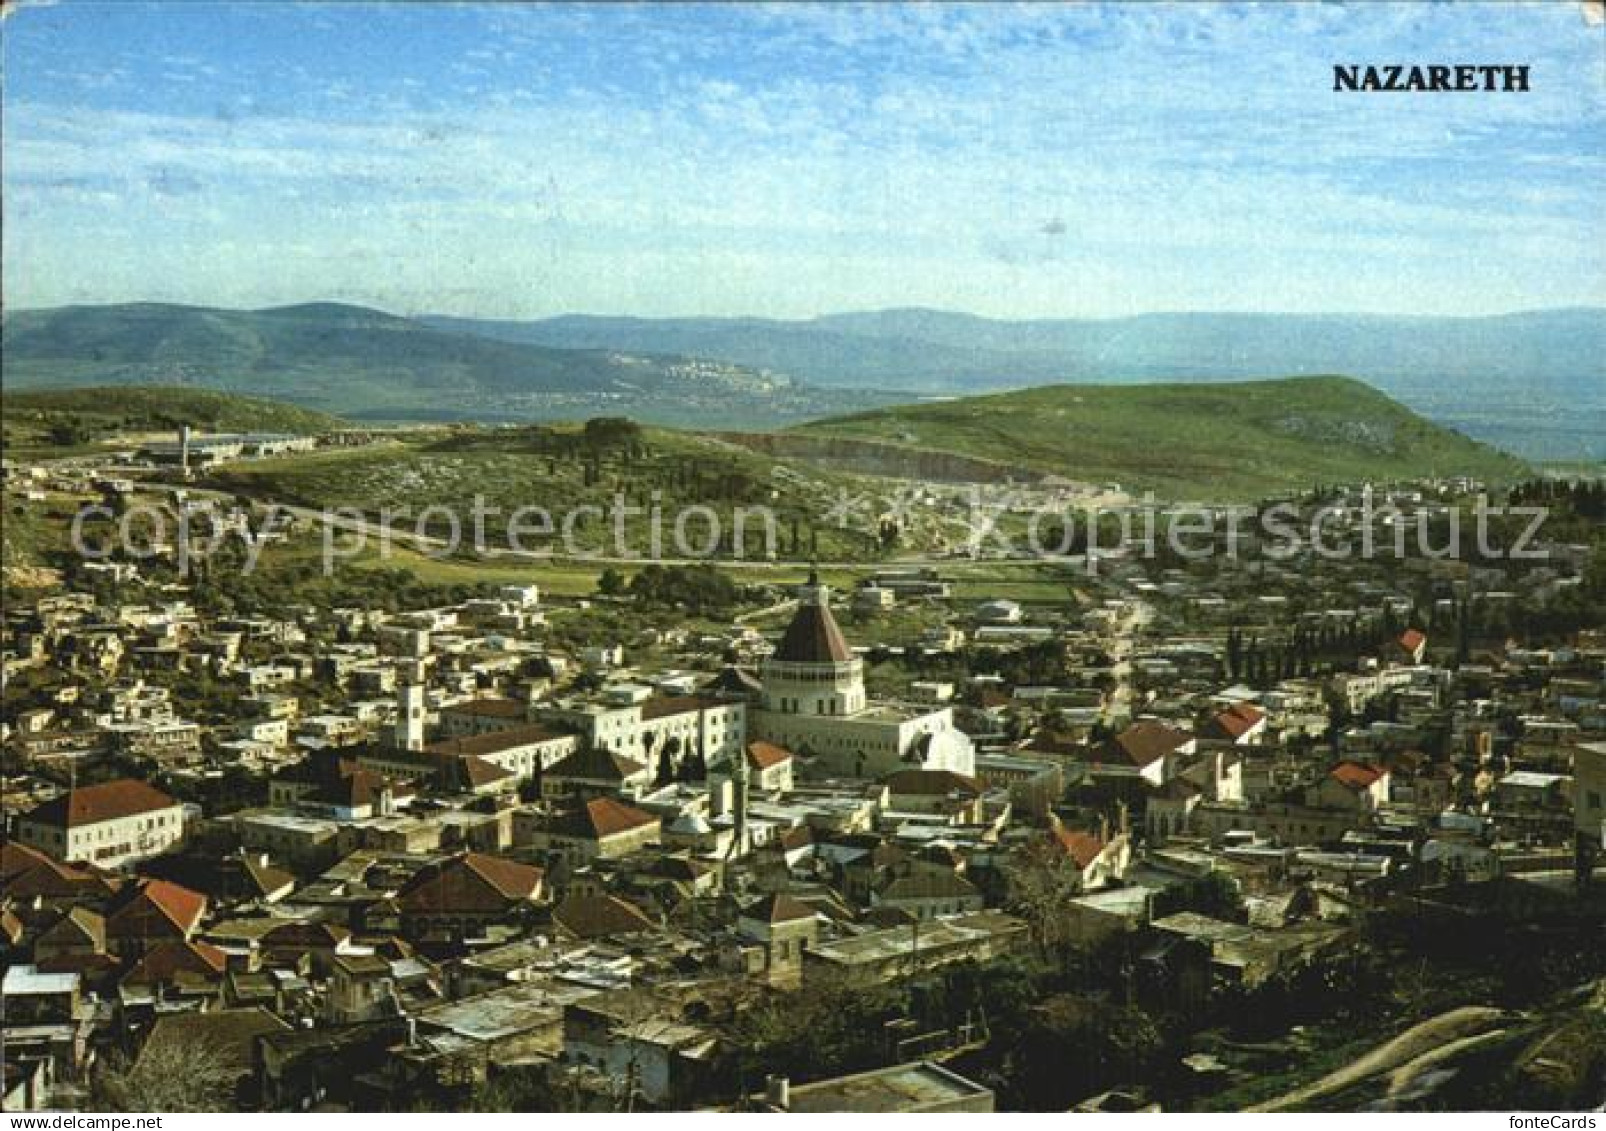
<box><xmin>760</xmin><ymin>569</ymin><xmax>864</xmax><ymax>718</ymax></box>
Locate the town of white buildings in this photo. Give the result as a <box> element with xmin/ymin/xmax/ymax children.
<box><xmin>3</xmin><ymin>461</ymin><xmax>1604</xmax><ymax>1113</ymax></box>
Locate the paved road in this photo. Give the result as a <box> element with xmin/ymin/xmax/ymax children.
<box><xmin>1106</xmin><ymin>598</ymin><xmax>1154</xmax><ymax>718</ymax></box>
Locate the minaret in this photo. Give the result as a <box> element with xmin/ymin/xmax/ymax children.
<box><xmin>731</xmin><ymin>742</ymin><xmax>750</xmax><ymax>857</ymax></box>
<box><xmin>179</xmin><ymin>424</ymin><xmax>193</xmax><ymax>479</ymax></box>
<box><xmin>395</xmin><ymin>665</ymin><xmax>426</xmax><ymax>751</ymax></box>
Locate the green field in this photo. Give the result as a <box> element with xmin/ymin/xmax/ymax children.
<box><xmin>0</xmin><ymin>480</ymin><xmax>1072</xmax><ymax>609</ymax></box>
<box><xmin>5</xmin><ymin>378</ymin><xmax>1538</xmax><ymax>587</ymax></box>
<box><xmin>2</xmin><ymin>386</ymin><xmax>346</xmax><ymax>458</ymax></box>
<box><xmin>794</xmin><ymin>376</ymin><xmax>1530</xmax><ymax>501</ymax></box>
<box><xmin>207</xmin><ymin>424</ymin><xmax>954</xmax><ymax>562</ymax></box>
<box><xmin>1</xmin><ymin>492</ymin><xmax>88</xmax><ymax>579</ymax></box>
<box><xmin>269</xmin><ymin>538</ymin><xmax>609</xmax><ymax>598</ymax></box>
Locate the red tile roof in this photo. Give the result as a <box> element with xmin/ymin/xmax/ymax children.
<box><xmin>36</xmin><ymin>952</ymin><xmax>120</xmax><ymax>979</ymax></box>
<box><xmin>461</xmin><ymin>852</ymin><xmax>545</xmax><ymax>899</ymax></box>
<box><xmin>740</xmin><ymin>892</ymin><xmax>818</xmax><ymax>924</ymax></box>
<box><xmin>1101</xmin><ymin>721</ymin><xmax>1191</xmax><ymax>767</ymax></box>
<box><xmin>109</xmin><ymin>879</ymin><xmax>207</xmax><ymax>938</ymax></box>
<box><xmin>884</xmin><ymin>768</ymin><xmax>982</xmax><ymax>797</ymax></box>
<box><xmin>880</xmin><ymin>871</ymin><xmax>980</xmax><ymax>903</ymax></box>
<box><xmin>123</xmin><ymin>939</ymin><xmax>228</xmax><ymax>985</ymax></box>
<box><xmin>1330</xmin><ymin>761</ymin><xmax>1386</xmax><ymax>790</ymax></box>
<box><xmin>1025</xmin><ymin>729</ymin><xmax>1083</xmax><ymax>756</ymax></box>
<box><xmin>24</xmin><ymin>779</ymin><xmax>178</xmax><ymax>828</ymax></box>
<box><xmin>425</xmin><ymin>721</ymin><xmax>570</xmax><ymax>757</ymax></box>
<box><xmin>260</xmin><ymin>921</ymin><xmax>351</xmax><ymax>950</ymax></box>
<box><xmin>397</xmin><ymin>852</ymin><xmax>543</xmax><ymax>915</ymax></box>
<box><xmin>573</xmin><ymin>797</ymin><xmax>659</xmax><ymax>840</ymax></box>
<box><xmin>776</xmin><ymin>824</ymin><xmax>815</xmax><ymax>852</ymax></box>
<box><xmin>552</xmin><ymin>893</ymin><xmax>656</xmax><ymax>940</ymax></box>
<box><xmin>546</xmin><ymin>745</ymin><xmax>647</xmax><ymax>782</ymax></box>
<box><xmin>1399</xmin><ymin>629</ymin><xmax>1427</xmax><ymax>653</ymax></box>
<box><xmin>639</xmin><ymin>694</ymin><xmax>723</xmax><ymax>721</ymax></box>
<box><xmin>309</xmin><ymin>766</ymin><xmax>413</xmax><ymax>810</ymax></box>
<box><xmin>0</xmin><ymin>843</ymin><xmax>119</xmax><ymax>899</ymax></box>
<box><xmin>652</xmin><ymin>855</ymin><xmax>714</xmax><ymax>883</ymax></box>
<box><xmin>38</xmin><ymin>907</ymin><xmax>106</xmax><ymax>952</ymax></box>
<box><xmin>2</xmin><ymin>842</ymin><xmax>63</xmax><ymax>881</ymax></box>
<box><xmin>703</xmin><ymin>665</ymin><xmax>763</xmax><ymax>696</ymax></box>
<box><xmin>443</xmin><ymin>697</ymin><xmax>527</xmax><ymax>719</ymax></box>
<box><xmin>1051</xmin><ymin>827</ymin><xmax>1107</xmax><ymax>869</ymax></box>
<box><xmin>746</xmin><ymin>741</ymin><xmax>793</xmax><ymax>770</ymax></box>
<box><xmin>1206</xmin><ymin>703</ymin><xmax>1266</xmax><ymax>740</ymax></box>
<box><xmin>453</xmin><ymin>754</ymin><xmax>519</xmax><ymax>791</ymax></box>
<box><xmin>773</xmin><ymin>594</ymin><xmax>853</xmax><ymax>664</ymax></box>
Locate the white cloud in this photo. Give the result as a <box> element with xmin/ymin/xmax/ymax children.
<box><xmin>3</xmin><ymin>1</ymin><xmax>1603</xmax><ymax>316</ymax></box>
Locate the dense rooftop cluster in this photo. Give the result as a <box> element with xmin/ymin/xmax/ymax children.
<box><xmin>3</xmin><ymin>458</ymin><xmax>1604</xmax><ymax>1113</ymax></box>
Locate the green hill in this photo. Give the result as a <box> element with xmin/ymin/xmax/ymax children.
<box><xmin>1</xmin><ymin>386</ymin><xmax>347</xmax><ymax>457</ymax></box>
<box><xmin>793</xmin><ymin>376</ymin><xmax>1530</xmax><ymax>500</ymax></box>
<box><xmin>430</xmin><ymin>307</ymin><xmax>1606</xmax><ymax>461</ymax></box>
<box><xmin>206</xmin><ymin>422</ymin><xmax>921</xmax><ymax>563</ymax></box>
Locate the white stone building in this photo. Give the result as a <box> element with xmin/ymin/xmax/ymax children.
<box><xmin>541</xmin><ymin>695</ymin><xmax>745</xmax><ymax>774</ymax></box>
<box><xmin>14</xmin><ymin>779</ymin><xmax>185</xmax><ymax>867</ymax></box>
<box><xmin>1575</xmin><ymin>741</ymin><xmax>1606</xmax><ymax>848</ymax></box>
<box><xmin>748</xmin><ymin>573</ymin><xmax>974</xmax><ymax>779</ymax></box>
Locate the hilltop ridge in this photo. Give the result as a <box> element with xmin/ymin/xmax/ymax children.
<box><xmin>0</xmin><ymin>302</ymin><xmax>882</xmax><ymax>429</ymax></box>
<box><xmin>793</xmin><ymin>375</ymin><xmax>1529</xmax><ymax>500</ymax></box>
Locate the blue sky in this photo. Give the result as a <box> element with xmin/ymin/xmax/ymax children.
<box><xmin>3</xmin><ymin>1</ymin><xmax>1603</xmax><ymax>319</ymax></box>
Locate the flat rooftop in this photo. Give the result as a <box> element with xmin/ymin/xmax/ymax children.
<box><xmin>233</xmin><ymin>808</ymin><xmax>340</xmax><ymax>834</ymax></box>
<box><xmin>1071</xmin><ymin>885</ymin><xmax>1153</xmax><ymax>915</ymax></box>
<box><xmin>808</xmin><ymin>912</ymin><xmax>1024</xmax><ymax>966</ymax></box>
<box><xmin>415</xmin><ymin>979</ymin><xmax>600</xmax><ymax>1044</ymax></box>
<box><xmin>781</xmin><ymin>1061</ymin><xmax>991</xmax><ymax>1113</ymax></box>
<box><xmin>2</xmin><ymin>966</ymin><xmax>79</xmax><ymax>996</ymax></box>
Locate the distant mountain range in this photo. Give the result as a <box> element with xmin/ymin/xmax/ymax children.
<box><xmin>427</xmin><ymin>306</ymin><xmax>1598</xmax><ymax>383</ymax></box>
<box><xmin>0</xmin><ymin>302</ymin><xmax>893</xmax><ymax>429</ymax></box>
<box><xmin>427</xmin><ymin>307</ymin><xmax>1606</xmax><ymax>460</ymax></box>
<box><xmin>4</xmin><ymin>302</ymin><xmax>1601</xmax><ymax>457</ymax></box>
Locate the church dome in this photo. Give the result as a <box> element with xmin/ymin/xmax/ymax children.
<box><xmin>772</xmin><ymin>570</ymin><xmax>853</xmax><ymax>663</ymax></box>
